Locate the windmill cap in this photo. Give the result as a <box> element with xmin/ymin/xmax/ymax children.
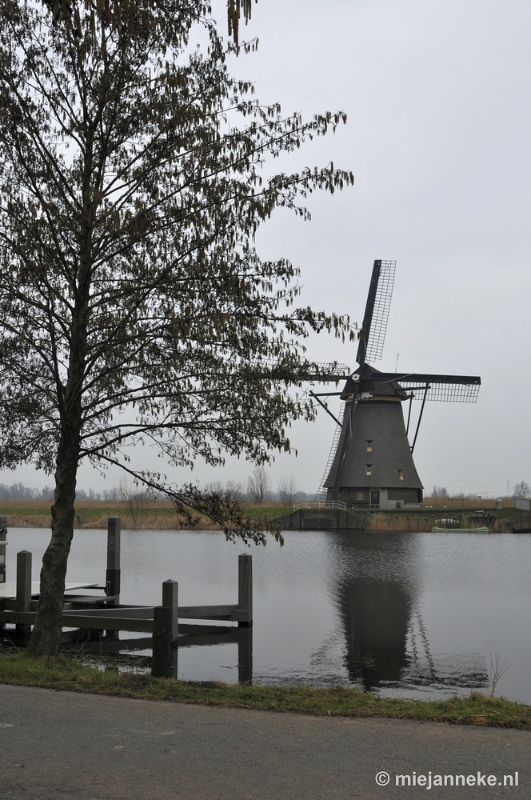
<box><xmin>341</xmin><ymin>365</ymin><xmax>408</xmax><ymax>401</ymax></box>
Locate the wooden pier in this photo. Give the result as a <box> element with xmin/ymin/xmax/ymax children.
<box><xmin>0</xmin><ymin>518</ymin><xmax>253</xmax><ymax>681</ymax></box>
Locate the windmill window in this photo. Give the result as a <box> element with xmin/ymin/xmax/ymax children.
<box><xmin>398</xmin><ymin>469</ymin><xmax>404</xmax><ymax>480</ymax></box>
<box><xmin>357</xmin><ymin>492</ymin><xmax>364</xmax><ymax>501</ymax></box>
<box><xmin>366</xmin><ymin>441</ymin><xmax>373</xmax><ymax>453</ymax></box>
<box><xmin>366</xmin><ymin>465</ymin><xmax>372</xmax><ymax>476</ymax></box>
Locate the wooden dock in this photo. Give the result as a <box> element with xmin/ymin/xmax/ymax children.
<box><xmin>0</xmin><ymin>517</ymin><xmax>253</xmax><ymax>681</ymax></box>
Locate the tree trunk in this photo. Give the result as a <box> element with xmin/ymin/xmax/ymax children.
<box><xmin>28</xmin><ymin>278</ymin><xmax>89</xmax><ymax>656</ymax></box>
<box><xmin>27</xmin><ymin>420</ymin><xmax>82</xmax><ymax>655</ymax></box>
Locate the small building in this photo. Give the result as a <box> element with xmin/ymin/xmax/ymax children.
<box><xmin>514</xmin><ymin>497</ymin><xmax>531</xmax><ymax>511</ymax></box>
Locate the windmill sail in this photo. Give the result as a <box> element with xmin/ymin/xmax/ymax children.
<box><xmin>346</xmin><ymin>371</ymin><xmax>481</xmax><ymax>403</ymax></box>
<box><xmin>315</xmin><ymin>402</ymin><xmax>345</xmax><ymax>501</ymax></box>
<box><xmin>357</xmin><ymin>260</ymin><xmax>396</xmax><ymax>364</ymax></box>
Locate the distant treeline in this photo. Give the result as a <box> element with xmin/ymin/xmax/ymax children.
<box><xmin>0</xmin><ymin>482</ymin><xmax>118</xmax><ymax>502</ymax></box>
<box><xmin>0</xmin><ymin>482</ymin><xmax>55</xmax><ymax>500</ymax></box>
<box><xmin>0</xmin><ymin>478</ymin><xmax>313</xmax><ymax>505</ymax></box>
<box><xmin>431</xmin><ymin>482</ymin><xmax>530</xmax><ymax>500</ymax></box>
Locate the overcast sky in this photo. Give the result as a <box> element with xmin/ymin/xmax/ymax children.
<box><xmin>3</xmin><ymin>0</ymin><xmax>531</xmax><ymax>498</ymax></box>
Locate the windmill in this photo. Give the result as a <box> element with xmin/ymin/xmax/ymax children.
<box><xmin>311</xmin><ymin>260</ymin><xmax>480</xmax><ymax>509</ymax></box>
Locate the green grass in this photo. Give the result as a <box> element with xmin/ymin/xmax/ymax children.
<box><xmin>1</xmin><ymin>652</ymin><xmax>530</xmax><ymax>729</ymax></box>
<box><xmin>0</xmin><ymin>499</ymin><xmax>292</xmax><ymax>530</ymax></box>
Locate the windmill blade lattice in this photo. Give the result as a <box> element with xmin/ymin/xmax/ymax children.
<box><xmin>315</xmin><ymin>401</ymin><xmax>346</xmax><ymax>501</ymax></box>
<box><xmin>367</xmin><ymin>372</ymin><xmax>481</xmax><ymax>403</ymax></box>
<box><xmin>364</xmin><ymin>260</ymin><xmax>396</xmax><ymax>362</ymax></box>
<box><xmin>401</xmin><ymin>382</ymin><xmax>480</xmax><ymax>403</ymax></box>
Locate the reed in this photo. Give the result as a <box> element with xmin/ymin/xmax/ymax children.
<box><xmin>0</xmin><ymin>500</ymin><xmax>283</xmax><ymax>531</ymax></box>
<box><xmin>1</xmin><ymin>500</ymin><xmax>528</xmax><ymax>532</ymax></box>
<box><xmin>367</xmin><ymin>514</ymin><xmax>438</xmax><ymax>532</ymax></box>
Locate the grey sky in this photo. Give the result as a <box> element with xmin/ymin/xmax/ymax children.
<box><xmin>3</xmin><ymin>0</ymin><xmax>531</xmax><ymax>497</ymax></box>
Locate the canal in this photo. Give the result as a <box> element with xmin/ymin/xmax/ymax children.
<box><xmin>4</xmin><ymin>529</ymin><xmax>531</xmax><ymax>703</ymax></box>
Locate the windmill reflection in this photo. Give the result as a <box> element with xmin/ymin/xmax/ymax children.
<box><xmin>328</xmin><ymin>532</ymin><xmax>488</xmax><ymax>692</ymax></box>
<box><xmin>339</xmin><ymin>575</ymin><xmax>411</xmax><ymax>689</ymax></box>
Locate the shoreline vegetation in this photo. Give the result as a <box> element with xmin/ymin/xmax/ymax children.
<box><xmin>0</xmin><ymin>499</ymin><xmax>528</xmax><ymax>532</ymax></box>
<box><xmin>0</xmin><ymin>499</ymin><xmax>286</xmax><ymax>531</ymax></box>
<box><xmin>0</xmin><ymin>652</ymin><xmax>530</xmax><ymax>730</ymax></box>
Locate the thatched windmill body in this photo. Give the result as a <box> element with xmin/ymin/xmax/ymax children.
<box><xmin>312</xmin><ymin>261</ymin><xmax>480</xmax><ymax>509</ymax></box>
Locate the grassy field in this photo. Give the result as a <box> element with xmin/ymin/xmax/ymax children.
<box><xmin>0</xmin><ymin>652</ymin><xmax>530</xmax><ymax>729</ymax></box>
<box><xmin>0</xmin><ymin>498</ymin><xmax>528</xmax><ymax>531</ymax></box>
<box><xmin>0</xmin><ymin>499</ymin><xmax>288</xmax><ymax>531</ymax></box>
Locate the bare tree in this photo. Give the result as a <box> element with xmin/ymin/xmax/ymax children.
<box><xmin>278</xmin><ymin>476</ymin><xmax>299</xmax><ymax>507</ymax></box>
<box><xmin>205</xmin><ymin>480</ymin><xmax>246</xmax><ymax>504</ymax></box>
<box><xmin>432</xmin><ymin>486</ymin><xmax>449</xmax><ymax>498</ymax></box>
<box><xmin>102</xmin><ymin>487</ymin><xmax>121</xmax><ymax>502</ymax></box>
<box><xmin>247</xmin><ymin>467</ymin><xmax>272</xmax><ymax>504</ymax></box>
<box><xmin>513</xmin><ymin>481</ymin><xmax>530</xmax><ymax>498</ymax></box>
<box><xmin>119</xmin><ymin>479</ymin><xmax>148</xmax><ymax>529</ymax></box>
<box><xmin>204</xmin><ymin>481</ymin><xmax>225</xmax><ymax>496</ymax></box>
<box><xmin>225</xmin><ymin>481</ymin><xmax>246</xmax><ymax>504</ymax></box>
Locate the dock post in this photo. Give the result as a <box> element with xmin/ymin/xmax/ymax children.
<box><xmin>0</xmin><ymin>515</ymin><xmax>6</xmax><ymax>584</ymax></box>
<box><xmin>238</xmin><ymin>553</ymin><xmax>253</xmax><ymax>628</ymax></box>
<box><xmin>152</xmin><ymin>606</ymin><xmax>172</xmax><ymax>678</ymax></box>
<box><xmin>162</xmin><ymin>580</ymin><xmax>178</xmax><ymax>642</ymax></box>
<box><xmin>105</xmin><ymin>517</ymin><xmax>121</xmax><ymax>601</ymax></box>
<box><xmin>105</xmin><ymin>517</ymin><xmax>121</xmax><ymax>639</ymax></box>
<box><xmin>237</xmin><ymin>626</ymin><xmax>253</xmax><ymax>684</ymax></box>
<box><xmin>16</xmin><ymin>550</ymin><xmax>32</xmax><ymax>636</ymax></box>
<box><xmin>170</xmin><ymin>644</ymin><xmax>178</xmax><ymax>681</ymax></box>
<box><xmin>162</xmin><ymin>581</ymin><xmax>178</xmax><ymax>680</ymax></box>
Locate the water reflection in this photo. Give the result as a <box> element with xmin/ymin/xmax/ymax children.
<box><xmin>328</xmin><ymin>532</ymin><xmax>488</xmax><ymax>693</ymax></box>
<box><xmin>60</xmin><ymin>627</ymin><xmax>253</xmax><ymax>683</ymax></box>
<box><xmin>178</xmin><ymin>625</ymin><xmax>253</xmax><ymax>684</ymax></box>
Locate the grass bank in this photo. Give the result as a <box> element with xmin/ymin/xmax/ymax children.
<box><xmin>0</xmin><ymin>652</ymin><xmax>530</xmax><ymax>730</ymax></box>
<box><xmin>1</xmin><ymin>499</ymin><xmax>528</xmax><ymax>532</ymax></box>
<box><xmin>0</xmin><ymin>500</ymin><xmax>287</xmax><ymax>531</ymax></box>
<box><xmin>365</xmin><ymin>510</ymin><xmax>529</xmax><ymax>533</ymax></box>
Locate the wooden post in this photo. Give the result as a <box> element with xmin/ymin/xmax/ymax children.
<box><xmin>152</xmin><ymin>606</ymin><xmax>172</xmax><ymax>678</ymax></box>
<box><xmin>105</xmin><ymin>517</ymin><xmax>121</xmax><ymax>639</ymax></box>
<box><xmin>162</xmin><ymin>580</ymin><xmax>178</xmax><ymax>642</ymax></box>
<box><xmin>161</xmin><ymin>580</ymin><xmax>178</xmax><ymax>680</ymax></box>
<box><xmin>238</xmin><ymin>553</ymin><xmax>253</xmax><ymax>627</ymax></box>
<box><xmin>105</xmin><ymin>517</ymin><xmax>121</xmax><ymax>600</ymax></box>
<box><xmin>0</xmin><ymin>515</ymin><xmax>6</xmax><ymax>584</ymax></box>
<box><xmin>170</xmin><ymin>644</ymin><xmax>178</xmax><ymax>681</ymax></box>
<box><xmin>237</xmin><ymin>626</ymin><xmax>253</xmax><ymax>684</ymax></box>
<box><xmin>16</xmin><ymin>550</ymin><xmax>32</xmax><ymax>636</ymax></box>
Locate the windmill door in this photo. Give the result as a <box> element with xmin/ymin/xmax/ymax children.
<box><xmin>370</xmin><ymin>491</ymin><xmax>380</xmax><ymax>508</ymax></box>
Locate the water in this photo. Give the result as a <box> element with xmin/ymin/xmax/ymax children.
<box><xmin>3</xmin><ymin>528</ymin><xmax>531</xmax><ymax>703</ymax></box>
